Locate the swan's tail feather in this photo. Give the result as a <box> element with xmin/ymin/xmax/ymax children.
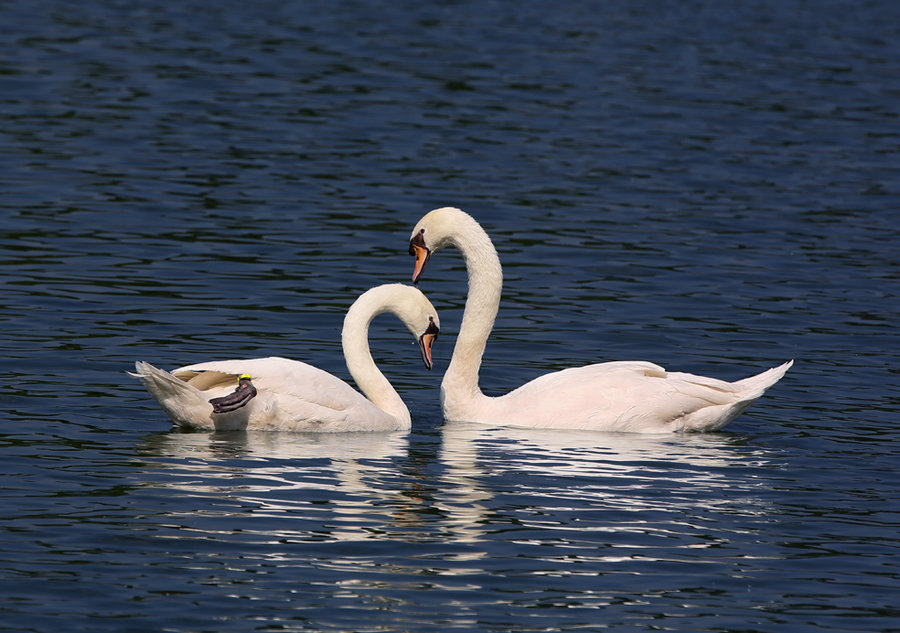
<box><xmin>130</xmin><ymin>361</ymin><xmax>213</xmax><ymax>428</ymax></box>
<box><xmin>733</xmin><ymin>360</ymin><xmax>794</xmax><ymax>400</ymax></box>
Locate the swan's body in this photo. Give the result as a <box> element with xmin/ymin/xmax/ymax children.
<box><xmin>409</xmin><ymin>207</ymin><xmax>791</xmax><ymax>433</ymax></box>
<box><xmin>131</xmin><ymin>284</ymin><xmax>440</xmax><ymax>432</ymax></box>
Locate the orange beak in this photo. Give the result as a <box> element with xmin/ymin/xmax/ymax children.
<box><xmin>409</xmin><ymin>230</ymin><xmax>431</xmax><ymax>285</ymax></box>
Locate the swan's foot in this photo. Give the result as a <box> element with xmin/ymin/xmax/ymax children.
<box><xmin>210</xmin><ymin>374</ymin><xmax>257</xmax><ymax>413</ymax></box>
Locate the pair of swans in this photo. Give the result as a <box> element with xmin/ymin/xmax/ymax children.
<box><xmin>134</xmin><ymin>207</ymin><xmax>791</xmax><ymax>433</ymax></box>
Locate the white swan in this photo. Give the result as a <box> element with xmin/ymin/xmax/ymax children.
<box><xmin>131</xmin><ymin>283</ymin><xmax>440</xmax><ymax>432</ymax></box>
<box><xmin>408</xmin><ymin>207</ymin><xmax>792</xmax><ymax>433</ymax></box>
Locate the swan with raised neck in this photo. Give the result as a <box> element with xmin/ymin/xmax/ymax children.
<box><xmin>409</xmin><ymin>206</ymin><xmax>792</xmax><ymax>432</ymax></box>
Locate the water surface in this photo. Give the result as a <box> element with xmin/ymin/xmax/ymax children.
<box><xmin>1</xmin><ymin>1</ymin><xmax>899</xmax><ymax>631</ymax></box>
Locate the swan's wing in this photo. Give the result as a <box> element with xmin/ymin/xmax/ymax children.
<box><xmin>499</xmin><ymin>361</ymin><xmax>783</xmax><ymax>432</ymax></box>
<box><xmin>571</xmin><ymin>362</ymin><xmax>787</xmax><ymax>432</ymax></box>
<box><xmin>661</xmin><ymin>360</ymin><xmax>793</xmax><ymax>431</ymax></box>
<box><xmin>178</xmin><ymin>357</ymin><xmax>363</xmax><ymax>406</ymax></box>
<box><xmin>497</xmin><ymin>361</ymin><xmax>669</xmax><ymax>429</ymax></box>
<box><xmin>174</xmin><ymin>356</ymin><xmax>389</xmax><ymax>431</ymax></box>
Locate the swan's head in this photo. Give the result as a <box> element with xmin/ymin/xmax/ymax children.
<box><xmin>409</xmin><ymin>207</ymin><xmax>470</xmax><ymax>284</ymax></box>
<box><xmin>396</xmin><ymin>285</ymin><xmax>440</xmax><ymax>371</ymax></box>
<box><xmin>345</xmin><ymin>284</ymin><xmax>441</xmax><ymax>371</ymax></box>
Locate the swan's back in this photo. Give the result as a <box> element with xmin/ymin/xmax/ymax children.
<box><xmin>133</xmin><ymin>357</ymin><xmax>403</xmax><ymax>432</ymax></box>
<box><xmin>457</xmin><ymin>360</ymin><xmax>793</xmax><ymax>432</ymax></box>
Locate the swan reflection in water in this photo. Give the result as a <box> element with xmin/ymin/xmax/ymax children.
<box><xmin>436</xmin><ymin>422</ymin><xmax>780</xmax><ymax>547</ymax></box>
<box><xmin>135</xmin><ymin>430</ymin><xmax>424</xmax><ymax>544</ymax></box>
<box><xmin>134</xmin><ymin>423</ymin><xmax>779</xmax><ymax>556</ymax></box>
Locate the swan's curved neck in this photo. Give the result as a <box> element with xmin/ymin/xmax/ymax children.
<box><xmin>342</xmin><ymin>296</ymin><xmax>410</xmax><ymax>425</ymax></box>
<box><xmin>443</xmin><ymin>217</ymin><xmax>502</xmax><ymax>410</ymax></box>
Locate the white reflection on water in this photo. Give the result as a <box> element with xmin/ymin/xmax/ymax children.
<box><xmin>133</xmin><ymin>424</ymin><xmax>781</xmax><ymax>560</ymax></box>
<box><xmin>141</xmin><ymin>429</ymin><xmax>410</xmax><ymax>463</ymax></box>
<box><xmin>136</xmin><ymin>431</ymin><xmax>415</xmax><ymax>544</ymax></box>
<box><xmin>436</xmin><ymin>422</ymin><xmax>780</xmax><ymax>547</ymax></box>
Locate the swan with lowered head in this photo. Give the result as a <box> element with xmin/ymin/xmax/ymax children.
<box><xmin>131</xmin><ymin>283</ymin><xmax>440</xmax><ymax>432</ymax></box>
<box><xmin>408</xmin><ymin>206</ymin><xmax>791</xmax><ymax>433</ymax></box>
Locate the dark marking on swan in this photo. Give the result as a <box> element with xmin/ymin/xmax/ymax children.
<box><xmin>210</xmin><ymin>374</ymin><xmax>258</xmax><ymax>413</ymax></box>
<box><xmin>409</xmin><ymin>228</ymin><xmax>426</xmax><ymax>255</ymax></box>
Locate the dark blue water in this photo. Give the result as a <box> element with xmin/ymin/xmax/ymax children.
<box><xmin>2</xmin><ymin>1</ymin><xmax>899</xmax><ymax>631</ymax></box>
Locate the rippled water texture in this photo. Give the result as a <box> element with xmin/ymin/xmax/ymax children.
<box><xmin>2</xmin><ymin>1</ymin><xmax>899</xmax><ymax>631</ymax></box>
